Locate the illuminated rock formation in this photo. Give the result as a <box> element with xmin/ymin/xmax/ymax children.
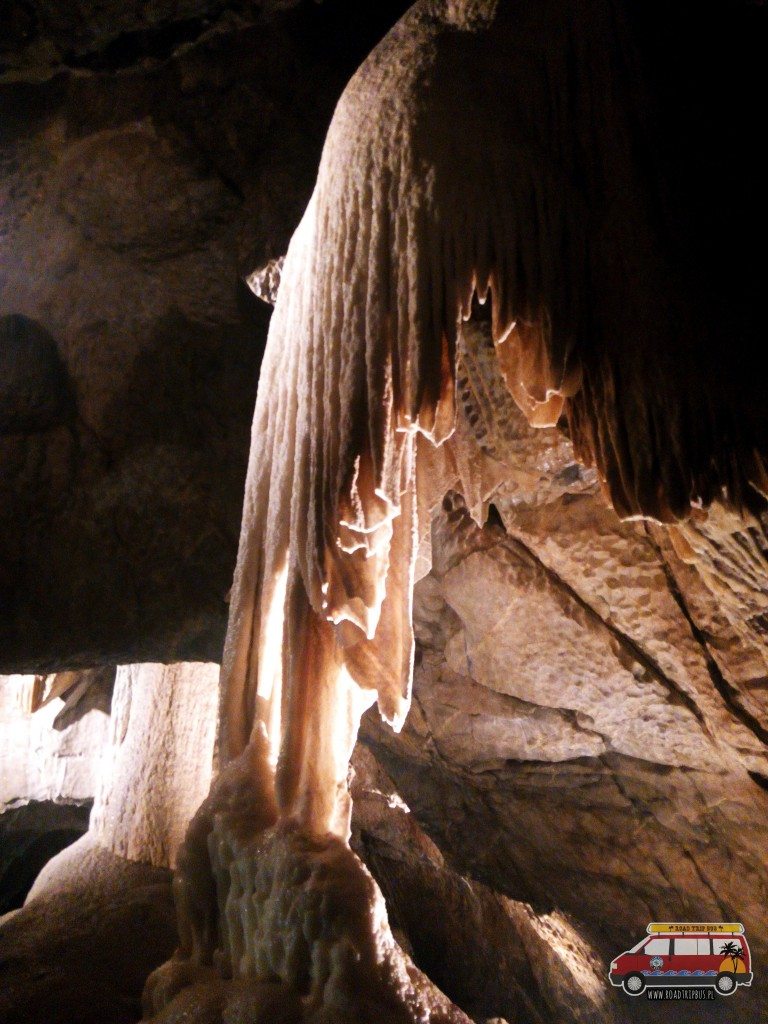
<box><xmin>2</xmin><ymin>0</ymin><xmax>768</xmax><ymax>1022</ymax></box>
<box><xmin>144</xmin><ymin>1</ymin><xmax>767</xmax><ymax>1021</ymax></box>
<box><xmin>88</xmin><ymin>663</ymin><xmax>220</xmax><ymax>868</ymax></box>
<box><xmin>0</xmin><ymin>673</ymin><xmax>109</xmax><ymax>810</ymax></box>
<box><xmin>219</xmin><ymin>0</ymin><xmax>768</xmax><ymax>854</ymax></box>
<box><xmin>0</xmin><ymin>663</ymin><xmax>218</xmax><ymax>1024</ymax></box>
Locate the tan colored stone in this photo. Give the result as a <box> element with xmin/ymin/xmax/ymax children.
<box><xmin>91</xmin><ymin>663</ymin><xmax>219</xmax><ymax>868</ymax></box>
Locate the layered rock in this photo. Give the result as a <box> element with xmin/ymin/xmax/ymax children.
<box><xmin>361</xmin><ymin>492</ymin><xmax>768</xmax><ymax>1023</ymax></box>
<box><xmin>0</xmin><ymin>671</ymin><xmax>108</xmax><ymax>914</ymax></box>
<box><xmin>89</xmin><ymin>662</ymin><xmax>219</xmax><ymax>867</ymax></box>
<box><xmin>350</xmin><ymin>745</ymin><xmax>613</xmax><ymax>1024</ymax></box>
<box><xmin>0</xmin><ymin>672</ymin><xmax>110</xmax><ymax>807</ymax></box>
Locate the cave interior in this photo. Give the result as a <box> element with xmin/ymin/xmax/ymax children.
<box><xmin>1</xmin><ymin>2</ymin><xmax>768</xmax><ymax>1023</ymax></box>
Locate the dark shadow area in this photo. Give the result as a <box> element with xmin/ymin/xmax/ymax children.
<box><xmin>0</xmin><ymin>800</ymin><xmax>91</xmax><ymax>913</ymax></box>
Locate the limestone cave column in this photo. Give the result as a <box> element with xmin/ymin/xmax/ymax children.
<box><xmin>27</xmin><ymin>661</ymin><xmax>220</xmax><ymax>901</ymax></box>
<box><xmin>1</xmin><ymin>663</ymin><xmax>220</xmax><ymax>1024</ymax></box>
<box><xmin>89</xmin><ymin>663</ymin><xmax>220</xmax><ymax>868</ymax></box>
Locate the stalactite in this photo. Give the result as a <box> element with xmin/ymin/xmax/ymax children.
<box><xmin>144</xmin><ymin>0</ymin><xmax>768</xmax><ymax>1019</ymax></box>
<box><xmin>220</xmin><ymin>0</ymin><xmax>767</xmax><ymax>831</ymax></box>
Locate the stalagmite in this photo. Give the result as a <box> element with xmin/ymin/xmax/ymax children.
<box><xmin>144</xmin><ymin>1</ymin><xmax>768</xmax><ymax>1021</ymax></box>
<box><xmin>0</xmin><ymin>664</ymin><xmax>219</xmax><ymax>1024</ymax></box>
<box><xmin>28</xmin><ymin>662</ymin><xmax>220</xmax><ymax>894</ymax></box>
<box><xmin>89</xmin><ymin>663</ymin><xmax>220</xmax><ymax>869</ymax></box>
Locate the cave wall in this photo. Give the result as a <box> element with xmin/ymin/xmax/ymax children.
<box><xmin>0</xmin><ymin>661</ymin><xmax>221</xmax><ymax>1024</ymax></box>
<box><xmin>0</xmin><ymin>800</ymin><xmax>91</xmax><ymax>915</ymax></box>
<box><xmin>361</xmin><ymin>488</ymin><xmax>768</xmax><ymax>1022</ymax></box>
<box><xmin>0</xmin><ymin>673</ymin><xmax>109</xmax><ymax>806</ymax></box>
<box><xmin>1</xmin><ymin>0</ymin><xmax>765</xmax><ymax>673</ymax></box>
<box><xmin>0</xmin><ymin>0</ymin><xmax>411</xmax><ymax>671</ymax></box>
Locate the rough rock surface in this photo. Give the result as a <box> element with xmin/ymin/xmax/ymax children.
<box><xmin>0</xmin><ymin>1</ymin><xmax>411</xmax><ymax>670</ymax></box>
<box><xmin>0</xmin><ymin>799</ymin><xmax>91</xmax><ymax>913</ymax></box>
<box><xmin>91</xmin><ymin>662</ymin><xmax>219</xmax><ymax>867</ymax></box>
<box><xmin>350</xmin><ymin>746</ymin><xmax>612</xmax><ymax>1024</ymax></box>
<box><xmin>0</xmin><ymin>836</ymin><xmax>177</xmax><ymax>1024</ymax></box>
<box><xmin>0</xmin><ymin>314</ymin><xmax>70</xmax><ymax>433</ymax></box>
<box><xmin>0</xmin><ymin>662</ymin><xmax>220</xmax><ymax>1023</ymax></box>
<box><xmin>0</xmin><ymin>673</ymin><xmax>110</xmax><ymax>806</ymax></box>
<box><xmin>0</xmin><ymin>671</ymin><xmax>108</xmax><ymax>911</ymax></box>
<box><xmin>361</xmin><ymin>488</ymin><xmax>768</xmax><ymax>1022</ymax></box>
<box><xmin>41</xmin><ymin>665</ymin><xmax>117</xmax><ymax>729</ymax></box>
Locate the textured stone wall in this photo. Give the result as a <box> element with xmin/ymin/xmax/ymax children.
<box><xmin>90</xmin><ymin>662</ymin><xmax>219</xmax><ymax>868</ymax></box>
<box><xmin>0</xmin><ymin>1</ymin><xmax>411</xmax><ymax>671</ymax></box>
<box><xmin>361</xmin><ymin>478</ymin><xmax>768</xmax><ymax>1023</ymax></box>
<box><xmin>0</xmin><ymin>673</ymin><xmax>110</xmax><ymax>806</ymax></box>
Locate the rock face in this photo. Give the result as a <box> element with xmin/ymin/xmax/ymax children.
<box><xmin>0</xmin><ymin>672</ymin><xmax>108</xmax><ymax>912</ymax></box>
<box><xmin>0</xmin><ymin>96</ymin><xmax>265</xmax><ymax>671</ymax></box>
<box><xmin>354</xmin><ymin>319</ymin><xmax>768</xmax><ymax>1020</ymax></box>
<box><xmin>0</xmin><ymin>838</ymin><xmax>177</xmax><ymax>1024</ymax></box>
<box><xmin>0</xmin><ymin>673</ymin><xmax>110</xmax><ymax>807</ymax></box>
<box><xmin>0</xmin><ymin>800</ymin><xmax>91</xmax><ymax>914</ymax></box>
<box><xmin>0</xmin><ymin>315</ymin><xmax>70</xmax><ymax>433</ymax></box>
<box><xmin>91</xmin><ymin>662</ymin><xmax>219</xmax><ymax>867</ymax></box>
<box><xmin>361</xmin><ymin>488</ymin><xmax>768</xmax><ymax>1022</ymax></box>
<box><xmin>0</xmin><ymin>662</ymin><xmax>220</xmax><ymax>1024</ymax></box>
<box><xmin>350</xmin><ymin>745</ymin><xmax>612</xmax><ymax>1024</ymax></box>
<box><xmin>0</xmin><ymin>1</ymin><xmax>411</xmax><ymax>671</ymax></box>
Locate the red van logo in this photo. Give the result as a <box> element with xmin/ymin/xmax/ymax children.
<box><xmin>609</xmin><ymin>923</ymin><xmax>753</xmax><ymax>997</ymax></box>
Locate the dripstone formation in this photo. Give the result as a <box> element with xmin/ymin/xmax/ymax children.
<box><xmin>1</xmin><ymin>2</ymin><xmax>767</xmax><ymax>1023</ymax></box>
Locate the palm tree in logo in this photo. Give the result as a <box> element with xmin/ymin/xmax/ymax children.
<box><xmin>717</xmin><ymin>940</ymin><xmax>744</xmax><ymax>973</ymax></box>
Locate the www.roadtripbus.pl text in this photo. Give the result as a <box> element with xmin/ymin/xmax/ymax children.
<box><xmin>646</xmin><ymin>990</ymin><xmax>715</xmax><ymax>1001</ymax></box>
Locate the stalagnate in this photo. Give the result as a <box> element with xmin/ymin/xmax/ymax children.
<box><xmin>144</xmin><ymin>0</ymin><xmax>768</xmax><ymax>1021</ymax></box>
<box><xmin>144</xmin><ymin>729</ymin><xmax>472</xmax><ymax>1023</ymax></box>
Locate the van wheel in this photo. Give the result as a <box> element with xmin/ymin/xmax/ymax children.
<box><xmin>623</xmin><ymin>974</ymin><xmax>645</xmax><ymax>996</ymax></box>
<box><xmin>716</xmin><ymin>973</ymin><xmax>736</xmax><ymax>995</ymax></box>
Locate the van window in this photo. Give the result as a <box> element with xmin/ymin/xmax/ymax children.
<box><xmin>712</xmin><ymin>937</ymin><xmax>742</xmax><ymax>955</ymax></box>
<box><xmin>645</xmin><ymin>939</ymin><xmax>670</xmax><ymax>956</ymax></box>
<box><xmin>674</xmin><ymin>939</ymin><xmax>697</xmax><ymax>955</ymax></box>
<box><xmin>698</xmin><ymin>939</ymin><xmax>711</xmax><ymax>955</ymax></box>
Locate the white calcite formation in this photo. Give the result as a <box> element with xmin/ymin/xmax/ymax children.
<box><xmin>145</xmin><ymin>734</ymin><xmax>471</xmax><ymax>1023</ymax></box>
<box><xmin>144</xmin><ymin>0</ymin><xmax>768</xmax><ymax>1021</ymax></box>
<box><xmin>90</xmin><ymin>662</ymin><xmax>219</xmax><ymax>868</ymax></box>
<box><xmin>0</xmin><ymin>674</ymin><xmax>109</xmax><ymax>809</ymax></box>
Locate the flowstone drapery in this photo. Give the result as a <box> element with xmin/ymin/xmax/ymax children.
<box><xmin>143</xmin><ymin>1</ymin><xmax>768</xmax><ymax>1021</ymax></box>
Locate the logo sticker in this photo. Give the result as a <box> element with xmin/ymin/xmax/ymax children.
<box><xmin>609</xmin><ymin>922</ymin><xmax>753</xmax><ymax>1000</ymax></box>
